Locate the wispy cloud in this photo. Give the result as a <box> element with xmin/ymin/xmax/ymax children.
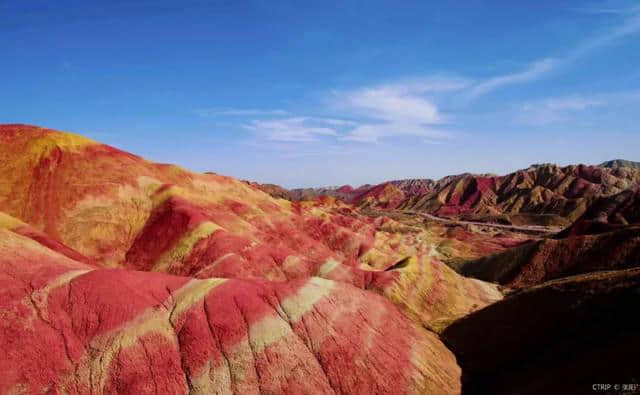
<box><xmin>245</xmin><ymin>117</ymin><xmax>338</xmax><ymax>142</ymax></box>
<box><xmin>466</xmin><ymin>58</ymin><xmax>556</xmax><ymax>99</ymax></box>
<box><xmin>517</xmin><ymin>90</ymin><xmax>640</xmax><ymax>125</ymax></box>
<box><xmin>201</xmin><ymin>5</ymin><xmax>640</xmax><ymax>147</ymax></box>
<box><xmin>539</xmin><ymin>97</ymin><xmax>604</xmax><ymax>111</ymax></box>
<box><xmin>195</xmin><ymin>108</ymin><xmax>289</xmax><ymax>117</ymax></box>
<box><xmin>573</xmin><ymin>2</ymin><xmax>640</xmax><ymax>15</ymax></box>
<box><xmin>308</xmin><ymin>117</ymin><xmax>359</xmax><ymax>127</ymax></box>
<box><xmin>465</xmin><ymin>4</ymin><xmax>640</xmax><ymax>99</ymax></box>
<box><xmin>518</xmin><ymin>95</ymin><xmax>605</xmax><ymax>125</ymax></box>
<box><xmin>342</xmin><ymin>122</ymin><xmax>452</xmax><ymax>143</ymax></box>
<box><xmin>568</xmin><ymin>6</ymin><xmax>640</xmax><ymax>59</ymax></box>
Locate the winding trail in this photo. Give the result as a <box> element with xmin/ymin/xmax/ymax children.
<box><xmin>399</xmin><ymin>210</ymin><xmax>561</xmax><ymax>235</ymax></box>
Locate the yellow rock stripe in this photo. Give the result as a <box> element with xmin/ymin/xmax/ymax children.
<box><xmin>281</xmin><ymin>277</ymin><xmax>334</xmax><ymax>322</ymax></box>
<box><xmin>152</xmin><ymin>221</ymin><xmax>224</xmax><ymax>272</ymax></box>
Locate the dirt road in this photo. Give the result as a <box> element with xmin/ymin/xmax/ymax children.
<box><xmin>400</xmin><ymin>210</ymin><xmax>561</xmax><ymax>235</ymax></box>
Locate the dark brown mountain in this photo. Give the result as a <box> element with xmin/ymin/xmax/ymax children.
<box><xmin>457</xmin><ymin>225</ymin><xmax>640</xmax><ymax>288</ymax></box>
<box><xmin>442</xmin><ymin>268</ymin><xmax>640</xmax><ymax>394</ymax></box>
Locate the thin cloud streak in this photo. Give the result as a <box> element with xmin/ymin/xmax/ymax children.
<box><xmin>245</xmin><ymin>117</ymin><xmax>338</xmax><ymax>142</ymax></box>
<box><xmin>517</xmin><ymin>90</ymin><xmax>640</xmax><ymax>125</ymax></box>
<box><xmin>567</xmin><ymin>8</ymin><xmax>640</xmax><ymax>60</ymax></box>
<box><xmin>342</xmin><ymin>122</ymin><xmax>452</xmax><ymax>144</ymax></box>
<box><xmin>466</xmin><ymin>58</ymin><xmax>556</xmax><ymax>99</ymax></box>
<box><xmin>195</xmin><ymin>108</ymin><xmax>289</xmax><ymax>117</ymax></box>
<box><xmin>465</xmin><ymin>5</ymin><xmax>640</xmax><ymax>99</ymax></box>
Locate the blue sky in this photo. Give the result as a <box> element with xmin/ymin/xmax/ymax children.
<box><xmin>1</xmin><ymin>0</ymin><xmax>639</xmax><ymax>187</ymax></box>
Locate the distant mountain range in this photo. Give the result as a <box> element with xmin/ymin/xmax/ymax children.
<box><xmin>258</xmin><ymin>161</ymin><xmax>640</xmax><ymax>227</ymax></box>
<box><xmin>599</xmin><ymin>159</ymin><xmax>640</xmax><ymax>169</ymax></box>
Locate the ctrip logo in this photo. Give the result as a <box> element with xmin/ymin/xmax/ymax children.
<box><xmin>592</xmin><ymin>383</ymin><xmax>640</xmax><ymax>392</ymax></box>
<box><xmin>593</xmin><ymin>384</ymin><xmax>614</xmax><ymax>391</ymax></box>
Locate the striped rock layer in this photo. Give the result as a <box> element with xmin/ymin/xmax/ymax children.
<box><xmin>0</xmin><ymin>222</ymin><xmax>460</xmax><ymax>394</ymax></box>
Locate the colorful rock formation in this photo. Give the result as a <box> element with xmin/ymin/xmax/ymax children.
<box><xmin>2</xmin><ymin>124</ymin><xmax>636</xmax><ymax>394</ymax></box>
<box><xmin>0</xmin><ymin>124</ymin><xmax>503</xmax><ymax>393</ymax></box>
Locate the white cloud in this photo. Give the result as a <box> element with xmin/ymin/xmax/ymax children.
<box><xmin>328</xmin><ymin>78</ymin><xmax>466</xmax><ymax>143</ymax></box>
<box><xmin>344</xmin><ymin>86</ymin><xmax>441</xmax><ymax>124</ymax></box>
<box><xmin>338</xmin><ymin>77</ymin><xmax>468</xmax><ymax>123</ymax></box>
<box><xmin>238</xmin><ymin>78</ymin><xmax>464</xmax><ymax>144</ymax></box>
<box><xmin>246</xmin><ymin>117</ymin><xmax>338</xmax><ymax>142</ymax></box>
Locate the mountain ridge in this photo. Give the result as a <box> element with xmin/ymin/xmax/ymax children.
<box><xmin>262</xmin><ymin>161</ymin><xmax>640</xmax><ymax>227</ymax></box>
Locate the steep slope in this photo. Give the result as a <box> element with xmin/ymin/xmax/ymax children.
<box><xmin>442</xmin><ymin>269</ymin><xmax>640</xmax><ymax>394</ymax></box>
<box><xmin>458</xmin><ymin>226</ymin><xmax>640</xmax><ymax>288</ymax></box>
<box><xmin>453</xmin><ymin>185</ymin><xmax>640</xmax><ymax>288</ymax></box>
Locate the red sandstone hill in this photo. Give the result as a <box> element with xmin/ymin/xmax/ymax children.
<box><xmin>0</xmin><ymin>124</ymin><xmax>505</xmax><ymax>393</ymax></box>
